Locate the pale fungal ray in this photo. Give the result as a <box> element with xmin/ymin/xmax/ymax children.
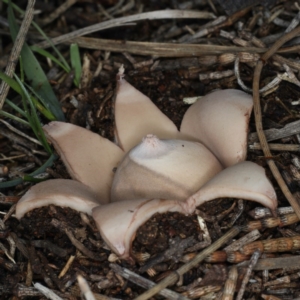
<box><xmin>16</xmin><ymin>179</ymin><xmax>100</xmax><ymax>219</ymax></box>
<box><xmin>92</xmin><ymin>198</ymin><xmax>194</xmax><ymax>259</ymax></box>
<box><xmin>180</xmin><ymin>89</ymin><xmax>253</xmax><ymax>167</ymax></box>
<box><xmin>187</xmin><ymin>161</ymin><xmax>277</xmax><ymax>213</ymax></box>
<box><xmin>44</xmin><ymin>121</ymin><xmax>124</xmax><ymax>204</ymax></box>
<box><xmin>114</xmin><ymin>69</ymin><xmax>179</xmax><ymax>152</ymax></box>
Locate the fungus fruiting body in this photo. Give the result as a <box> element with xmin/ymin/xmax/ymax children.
<box><xmin>111</xmin><ymin>134</ymin><xmax>223</xmax><ymax>202</ymax></box>
<box><xmin>15</xmin><ymin>71</ymin><xmax>278</xmax><ymax>260</ymax></box>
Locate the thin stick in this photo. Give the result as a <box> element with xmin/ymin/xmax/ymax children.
<box><xmin>236</xmin><ymin>249</ymin><xmax>261</xmax><ymax>300</ymax></box>
<box><xmin>252</xmin><ymin>26</ymin><xmax>300</xmax><ymax>220</ymax></box>
<box><xmin>58</xmin><ymin>255</ymin><xmax>75</xmax><ymax>278</ymax></box>
<box><xmin>110</xmin><ymin>263</ymin><xmax>189</xmax><ymax>300</ymax></box>
<box><xmin>249</xmin><ymin>143</ymin><xmax>300</xmax><ymax>152</ymax></box>
<box><xmin>39</xmin><ymin>0</ymin><xmax>77</xmax><ymax>26</ymax></box>
<box><xmin>0</xmin><ymin>0</ymin><xmax>35</xmax><ymax>109</ymax></box>
<box><xmin>33</xmin><ymin>283</ymin><xmax>63</xmax><ymax>300</ymax></box>
<box><xmin>248</xmin><ymin>119</ymin><xmax>300</xmax><ymax>143</ymax></box>
<box><xmin>50</xmin><ymin>219</ymin><xmax>102</xmax><ymax>261</ymax></box>
<box><xmin>0</xmin><ymin>119</ymin><xmax>41</xmax><ymax>145</ymax></box>
<box><xmin>133</xmin><ymin>226</ymin><xmax>240</xmax><ymax>300</ymax></box>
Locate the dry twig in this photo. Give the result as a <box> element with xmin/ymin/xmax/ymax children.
<box><xmin>0</xmin><ymin>0</ymin><xmax>35</xmax><ymax>110</ymax></box>
<box><xmin>236</xmin><ymin>249</ymin><xmax>261</xmax><ymax>300</ymax></box>
<box><xmin>252</xmin><ymin>26</ymin><xmax>300</xmax><ymax>220</ymax></box>
<box><xmin>39</xmin><ymin>0</ymin><xmax>77</xmax><ymax>26</ymax></box>
<box><xmin>110</xmin><ymin>263</ymin><xmax>189</xmax><ymax>300</ymax></box>
<box><xmin>133</xmin><ymin>226</ymin><xmax>240</xmax><ymax>300</ymax></box>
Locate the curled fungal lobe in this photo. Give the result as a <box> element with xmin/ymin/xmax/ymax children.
<box><xmin>187</xmin><ymin>161</ymin><xmax>277</xmax><ymax>213</ymax></box>
<box><xmin>92</xmin><ymin>198</ymin><xmax>193</xmax><ymax>259</ymax></box>
<box><xmin>114</xmin><ymin>77</ymin><xmax>179</xmax><ymax>152</ymax></box>
<box><xmin>43</xmin><ymin>121</ymin><xmax>124</xmax><ymax>204</ymax></box>
<box><xmin>16</xmin><ymin>179</ymin><xmax>100</xmax><ymax>219</ymax></box>
<box><xmin>180</xmin><ymin>89</ymin><xmax>253</xmax><ymax>167</ymax></box>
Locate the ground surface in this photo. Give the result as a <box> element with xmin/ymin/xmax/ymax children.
<box><xmin>1</xmin><ymin>0</ymin><xmax>300</xmax><ymax>299</ymax></box>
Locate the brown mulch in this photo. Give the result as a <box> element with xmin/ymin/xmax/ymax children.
<box><xmin>1</xmin><ymin>0</ymin><xmax>300</xmax><ymax>299</ymax></box>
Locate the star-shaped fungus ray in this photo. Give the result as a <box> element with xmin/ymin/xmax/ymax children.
<box><xmin>92</xmin><ymin>197</ymin><xmax>194</xmax><ymax>260</ymax></box>
<box><xmin>187</xmin><ymin>161</ymin><xmax>277</xmax><ymax>214</ymax></box>
<box><xmin>16</xmin><ymin>179</ymin><xmax>100</xmax><ymax>219</ymax></box>
<box><xmin>114</xmin><ymin>67</ymin><xmax>179</xmax><ymax>152</ymax></box>
<box><xmin>180</xmin><ymin>89</ymin><xmax>253</xmax><ymax>167</ymax></box>
<box><xmin>43</xmin><ymin>121</ymin><xmax>124</xmax><ymax>204</ymax></box>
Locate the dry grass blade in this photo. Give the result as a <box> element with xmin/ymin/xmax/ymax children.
<box><xmin>133</xmin><ymin>226</ymin><xmax>240</xmax><ymax>300</ymax></box>
<box><xmin>36</xmin><ymin>10</ymin><xmax>216</xmax><ymax>48</ymax></box>
<box><xmin>67</xmin><ymin>37</ymin><xmax>267</xmax><ymax>57</ymax></box>
<box><xmin>252</xmin><ymin>26</ymin><xmax>300</xmax><ymax>220</ymax></box>
<box><xmin>0</xmin><ymin>0</ymin><xmax>35</xmax><ymax>110</ymax></box>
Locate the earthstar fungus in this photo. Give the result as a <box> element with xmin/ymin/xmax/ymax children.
<box><xmin>15</xmin><ymin>71</ymin><xmax>278</xmax><ymax>259</ymax></box>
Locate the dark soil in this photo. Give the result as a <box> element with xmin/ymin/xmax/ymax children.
<box><xmin>1</xmin><ymin>0</ymin><xmax>300</xmax><ymax>299</ymax></box>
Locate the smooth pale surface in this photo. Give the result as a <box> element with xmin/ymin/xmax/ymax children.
<box><xmin>111</xmin><ymin>135</ymin><xmax>223</xmax><ymax>202</ymax></box>
<box><xmin>180</xmin><ymin>89</ymin><xmax>253</xmax><ymax>167</ymax></box>
<box><xmin>44</xmin><ymin>122</ymin><xmax>124</xmax><ymax>204</ymax></box>
<box><xmin>187</xmin><ymin>161</ymin><xmax>277</xmax><ymax>212</ymax></box>
<box><xmin>114</xmin><ymin>78</ymin><xmax>179</xmax><ymax>152</ymax></box>
<box><xmin>16</xmin><ymin>179</ymin><xmax>100</xmax><ymax>219</ymax></box>
<box><xmin>92</xmin><ymin>198</ymin><xmax>193</xmax><ymax>259</ymax></box>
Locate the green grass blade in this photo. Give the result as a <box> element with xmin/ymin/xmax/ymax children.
<box><xmin>30</xmin><ymin>24</ymin><xmax>71</xmax><ymax>73</ymax></box>
<box><xmin>2</xmin><ymin>0</ymin><xmax>71</xmax><ymax>72</ymax></box>
<box><xmin>31</xmin><ymin>46</ymin><xmax>70</xmax><ymax>73</ymax></box>
<box><xmin>14</xmin><ymin>75</ymin><xmax>52</xmax><ymax>154</ymax></box>
<box><xmin>0</xmin><ymin>154</ymin><xmax>57</xmax><ymax>188</ymax></box>
<box><xmin>5</xmin><ymin>99</ymin><xmax>27</xmax><ymax>117</ymax></box>
<box><xmin>24</xmin><ymin>83</ymin><xmax>57</xmax><ymax>121</ymax></box>
<box><xmin>22</xmin><ymin>174</ymin><xmax>47</xmax><ymax>183</ymax></box>
<box><xmin>0</xmin><ymin>72</ymin><xmax>54</xmax><ymax>120</ymax></box>
<box><xmin>7</xmin><ymin>2</ymin><xmax>65</xmax><ymax>121</ymax></box>
<box><xmin>70</xmin><ymin>43</ymin><xmax>82</xmax><ymax>87</ymax></box>
<box><xmin>0</xmin><ymin>71</ymin><xmax>22</xmax><ymax>94</ymax></box>
<box><xmin>0</xmin><ymin>110</ymin><xmax>29</xmax><ymax>126</ymax></box>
